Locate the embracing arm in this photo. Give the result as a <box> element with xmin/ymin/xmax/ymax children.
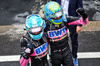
<box><xmin>67</xmin><ymin>8</ymin><xmax>88</xmax><ymax>25</ymax></box>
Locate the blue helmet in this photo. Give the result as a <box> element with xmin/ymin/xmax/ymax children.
<box><xmin>25</xmin><ymin>14</ymin><xmax>46</xmax><ymax>40</ymax></box>
<box><xmin>44</xmin><ymin>1</ymin><xmax>64</xmax><ymax>25</ymax></box>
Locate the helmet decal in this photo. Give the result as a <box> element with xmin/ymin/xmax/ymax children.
<box><xmin>48</xmin><ymin>2</ymin><xmax>60</xmax><ymax>13</ymax></box>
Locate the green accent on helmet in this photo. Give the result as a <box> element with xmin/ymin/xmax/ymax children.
<box><xmin>51</xmin><ymin>19</ymin><xmax>62</xmax><ymax>25</ymax></box>
<box><xmin>48</xmin><ymin>2</ymin><xmax>61</xmax><ymax>13</ymax></box>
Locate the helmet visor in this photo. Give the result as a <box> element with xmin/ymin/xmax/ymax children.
<box><xmin>48</xmin><ymin>10</ymin><xmax>63</xmax><ymax>18</ymax></box>
<box><xmin>28</xmin><ymin>27</ymin><xmax>43</xmax><ymax>35</ymax></box>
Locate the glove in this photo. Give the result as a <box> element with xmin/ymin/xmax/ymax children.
<box><xmin>25</xmin><ymin>42</ymin><xmax>34</xmax><ymax>54</ymax></box>
<box><xmin>23</xmin><ymin>42</ymin><xmax>34</xmax><ymax>59</ymax></box>
<box><xmin>76</xmin><ymin>8</ymin><xmax>88</xmax><ymax>19</ymax></box>
<box><xmin>76</xmin><ymin>8</ymin><xmax>85</xmax><ymax>15</ymax></box>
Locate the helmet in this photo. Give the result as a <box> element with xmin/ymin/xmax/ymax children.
<box><xmin>25</xmin><ymin>14</ymin><xmax>46</xmax><ymax>40</ymax></box>
<box><xmin>44</xmin><ymin>1</ymin><xmax>63</xmax><ymax>25</ymax></box>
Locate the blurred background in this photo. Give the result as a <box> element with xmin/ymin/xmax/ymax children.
<box><xmin>0</xmin><ymin>0</ymin><xmax>100</xmax><ymax>66</ymax></box>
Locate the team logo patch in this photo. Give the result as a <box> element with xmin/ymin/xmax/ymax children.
<box><xmin>47</xmin><ymin>27</ymin><xmax>67</xmax><ymax>38</ymax></box>
<box><xmin>35</xmin><ymin>43</ymin><xmax>47</xmax><ymax>55</ymax></box>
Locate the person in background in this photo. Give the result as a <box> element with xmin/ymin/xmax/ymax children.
<box><xmin>44</xmin><ymin>1</ymin><xmax>88</xmax><ymax>66</ymax></box>
<box><xmin>51</xmin><ymin>0</ymin><xmax>83</xmax><ymax>66</ymax></box>
<box><xmin>20</xmin><ymin>14</ymin><xmax>49</xmax><ymax>66</ymax></box>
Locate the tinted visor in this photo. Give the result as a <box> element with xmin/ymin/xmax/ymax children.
<box><xmin>28</xmin><ymin>27</ymin><xmax>43</xmax><ymax>35</ymax></box>
<box><xmin>48</xmin><ymin>10</ymin><xmax>63</xmax><ymax>18</ymax></box>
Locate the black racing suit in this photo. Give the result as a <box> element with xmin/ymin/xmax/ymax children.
<box><xmin>44</xmin><ymin>16</ymin><xmax>88</xmax><ymax>66</ymax></box>
<box><xmin>20</xmin><ymin>33</ymin><xmax>49</xmax><ymax>66</ymax></box>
